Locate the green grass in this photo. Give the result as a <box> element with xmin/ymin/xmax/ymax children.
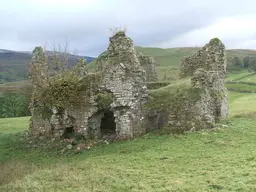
<box><xmin>1</xmin><ymin>91</ymin><xmax>256</xmax><ymax>191</ymax></box>
<box><xmin>238</xmin><ymin>73</ymin><xmax>256</xmax><ymax>83</ymax></box>
<box><xmin>226</xmin><ymin>71</ymin><xmax>256</xmax><ymax>82</ymax></box>
<box><xmin>228</xmin><ymin>92</ymin><xmax>256</xmax><ymax>117</ymax></box>
<box><xmin>1</xmin><ymin>45</ymin><xmax>256</xmax><ymax>191</ymax></box>
<box><xmin>225</xmin><ymin>83</ymin><xmax>256</xmax><ymax>92</ymax></box>
<box><xmin>0</xmin><ymin>116</ymin><xmax>30</xmax><ymax>134</ymax></box>
<box><xmin>1</xmin><ymin>118</ymin><xmax>256</xmax><ymax>191</ymax></box>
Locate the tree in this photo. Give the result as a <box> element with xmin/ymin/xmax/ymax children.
<box><xmin>248</xmin><ymin>57</ymin><xmax>256</xmax><ymax>72</ymax></box>
<box><xmin>243</xmin><ymin>56</ymin><xmax>250</xmax><ymax>68</ymax></box>
<box><xmin>0</xmin><ymin>93</ymin><xmax>31</xmax><ymax>118</ymax></box>
<box><xmin>231</xmin><ymin>56</ymin><xmax>242</xmax><ymax>67</ymax></box>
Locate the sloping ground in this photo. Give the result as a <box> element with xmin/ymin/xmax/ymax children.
<box><xmin>1</xmin><ymin>91</ymin><xmax>256</xmax><ymax>191</ymax></box>
<box><xmin>88</xmin><ymin>47</ymin><xmax>256</xmax><ymax>80</ymax></box>
<box><xmin>226</xmin><ymin>71</ymin><xmax>256</xmax><ymax>82</ymax></box>
<box><xmin>136</xmin><ymin>47</ymin><xmax>256</xmax><ymax>68</ymax></box>
<box><xmin>225</xmin><ymin>83</ymin><xmax>256</xmax><ymax>93</ymax></box>
<box><xmin>0</xmin><ymin>80</ymin><xmax>31</xmax><ymax>94</ymax></box>
<box><xmin>228</xmin><ymin>92</ymin><xmax>256</xmax><ymax>117</ymax></box>
<box><xmin>225</xmin><ymin>71</ymin><xmax>256</xmax><ymax>93</ymax></box>
<box><xmin>1</xmin><ymin>47</ymin><xmax>256</xmax><ymax>92</ymax></box>
<box><xmin>240</xmin><ymin>74</ymin><xmax>256</xmax><ymax>83</ymax></box>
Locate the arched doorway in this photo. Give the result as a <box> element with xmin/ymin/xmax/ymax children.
<box><xmin>100</xmin><ymin>110</ymin><xmax>116</xmax><ymax>136</ymax></box>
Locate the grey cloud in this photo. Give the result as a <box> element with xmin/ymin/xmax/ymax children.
<box><xmin>0</xmin><ymin>0</ymin><xmax>256</xmax><ymax>56</ymax></box>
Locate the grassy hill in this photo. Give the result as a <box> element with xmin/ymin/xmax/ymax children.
<box><xmin>0</xmin><ymin>91</ymin><xmax>256</xmax><ymax>191</ymax></box>
<box><xmin>86</xmin><ymin>47</ymin><xmax>256</xmax><ymax>80</ymax></box>
<box><xmin>136</xmin><ymin>47</ymin><xmax>256</xmax><ymax>67</ymax></box>
<box><xmin>0</xmin><ymin>47</ymin><xmax>256</xmax><ymax>94</ymax></box>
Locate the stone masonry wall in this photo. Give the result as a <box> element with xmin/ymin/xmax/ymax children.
<box><xmin>100</xmin><ymin>31</ymin><xmax>148</xmax><ymax>138</ymax></box>
<box><xmin>144</xmin><ymin>38</ymin><xmax>229</xmax><ymax>133</ymax></box>
<box><xmin>137</xmin><ymin>52</ymin><xmax>158</xmax><ymax>82</ymax></box>
<box><xmin>181</xmin><ymin>38</ymin><xmax>229</xmax><ymax>120</ymax></box>
<box><xmin>29</xmin><ymin>33</ymin><xmax>229</xmax><ymax>141</ymax></box>
<box><xmin>29</xmin><ymin>31</ymin><xmax>148</xmax><ymax>140</ymax></box>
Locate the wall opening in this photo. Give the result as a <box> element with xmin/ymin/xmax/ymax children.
<box><xmin>100</xmin><ymin>110</ymin><xmax>116</xmax><ymax>136</ymax></box>
<box><xmin>62</xmin><ymin>126</ymin><xmax>75</xmax><ymax>139</ymax></box>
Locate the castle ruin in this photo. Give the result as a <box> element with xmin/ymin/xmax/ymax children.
<box><xmin>29</xmin><ymin>31</ymin><xmax>228</xmax><ymax>141</ymax></box>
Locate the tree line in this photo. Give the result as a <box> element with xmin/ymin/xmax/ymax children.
<box><xmin>0</xmin><ymin>93</ymin><xmax>31</xmax><ymax>118</ymax></box>
<box><xmin>229</xmin><ymin>56</ymin><xmax>256</xmax><ymax>72</ymax></box>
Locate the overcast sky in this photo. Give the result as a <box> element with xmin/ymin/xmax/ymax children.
<box><xmin>1</xmin><ymin>0</ymin><xmax>256</xmax><ymax>56</ymax></box>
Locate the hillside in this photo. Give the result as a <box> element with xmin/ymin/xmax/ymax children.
<box><xmin>86</xmin><ymin>47</ymin><xmax>256</xmax><ymax>80</ymax></box>
<box><xmin>0</xmin><ymin>49</ymin><xmax>95</xmax><ymax>83</ymax></box>
<box><xmin>136</xmin><ymin>47</ymin><xmax>256</xmax><ymax>67</ymax></box>
<box><xmin>0</xmin><ymin>47</ymin><xmax>256</xmax><ymax>92</ymax></box>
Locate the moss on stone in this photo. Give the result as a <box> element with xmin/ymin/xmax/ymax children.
<box><xmin>34</xmin><ymin>104</ymin><xmax>52</xmax><ymax>120</ymax></box>
<box><xmin>42</xmin><ymin>71</ymin><xmax>80</xmax><ymax>108</ymax></box>
<box><xmin>95</xmin><ymin>92</ymin><xmax>114</xmax><ymax>111</ymax></box>
<box><xmin>144</xmin><ymin>79</ymin><xmax>203</xmax><ymax>111</ymax></box>
<box><xmin>31</xmin><ymin>70</ymin><xmax>81</xmax><ymax>117</ymax></box>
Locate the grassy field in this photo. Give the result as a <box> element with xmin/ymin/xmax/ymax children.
<box><xmin>225</xmin><ymin>83</ymin><xmax>256</xmax><ymax>93</ymax></box>
<box><xmin>1</xmin><ymin>46</ymin><xmax>256</xmax><ymax>191</ymax></box>
<box><xmin>226</xmin><ymin>71</ymin><xmax>256</xmax><ymax>82</ymax></box>
<box><xmin>1</xmin><ymin>91</ymin><xmax>256</xmax><ymax>191</ymax></box>
<box><xmin>86</xmin><ymin>47</ymin><xmax>256</xmax><ymax>81</ymax></box>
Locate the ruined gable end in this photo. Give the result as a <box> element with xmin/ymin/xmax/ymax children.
<box><xmin>137</xmin><ymin>52</ymin><xmax>158</xmax><ymax>82</ymax></box>
<box><xmin>180</xmin><ymin>38</ymin><xmax>226</xmax><ymax>78</ymax></box>
<box><xmin>29</xmin><ymin>30</ymin><xmax>149</xmax><ymax>141</ymax></box>
<box><xmin>144</xmin><ymin>38</ymin><xmax>229</xmax><ymax>134</ymax></box>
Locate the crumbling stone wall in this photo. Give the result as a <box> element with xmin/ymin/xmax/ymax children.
<box><xmin>181</xmin><ymin>38</ymin><xmax>229</xmax><ymax>120</ymax></box>
<box><xmin>29</xmin><ymin>33</ymin><xmax>228</xmax><ymax>141</ymax></box>
<box><xmin>98</xmin><ymin>31</ymin><xmax>148</xmax><ymax>138</ymax></box>
<box><xmin>144</xmin><ymin>38</ymin><xmax>229</xmax><ymax>132</ymax></box>
<box><xmin>96</xmin><ymin>49</ymin><xmax>158</xmax><ymax>82</ymax></box>
<box><xmin>137</xmin><ymin>52</ymin><xmax>158</xmax><ymax>82</ymax></box>
<box><xmin>29</xmin><ymin>31</ymin><xmax>148</xmax><ymax>140</ymax></box>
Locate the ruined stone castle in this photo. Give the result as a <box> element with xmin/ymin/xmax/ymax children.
<box><xmin>29</xmin><ymin>31</ymin><xmax>229</xmax><ymax>140</ymax></box>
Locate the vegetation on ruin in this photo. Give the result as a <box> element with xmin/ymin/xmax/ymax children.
<box><xmin>95</xmin><ymin>92</ymin><xmax>114</xmax><ymax>111</ymax></box>
<box><xmin>144</xmin><ymin>79</ymin><xmax>203</xmax><ymax>111</ymax></box>
<box><xmin>35</xmin><ymin>71</ymin><xmax>80</xmax><ymax>109</ymax></box>
<box><xmin>29</xmin><ymin>47</ymin><xmax>94</xmax><ymax>118</ymax></box>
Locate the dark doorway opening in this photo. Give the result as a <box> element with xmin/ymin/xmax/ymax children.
<box><xmin>100</xmin><ymin>111</ymin><xmax>116</xmax><ymax>136</ymax></box>
<box><xmin>62</xmin><ymin>126</ymin><xmax>75</xmax><ymax>139</ymax></box>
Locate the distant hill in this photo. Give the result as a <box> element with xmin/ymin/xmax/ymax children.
<box><xmin>86</xmin><ymin>46</ymin><xmax>256</xmax><ymax>80</ymax></box>
<box><xmin>1</xmin><ymin>46</ymin><xmax>256</xmax><ymax>92</ymax></box>
<box><xmin>135</xmin><ymin>46</ymin><xmax>256</xmax><ymax>67</ymax></box>
<box><xmin>0</xmin><ymin>49</ymin><xmax>95</xmax><ymax>83</ymax></box>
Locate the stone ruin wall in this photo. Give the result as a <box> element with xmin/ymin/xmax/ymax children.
<box><xmin>29</xmin><ymin>32</ymin><xmax>229</xmax><ymax>141</ymax></box>
<box><xmin>137</xmin><ymin>53</ymin><xmax>158</xmax><ymax>82</ymax></box>
<box><xmin>99</xmin><ymin>32</ymin><xmax>148</xmax><ymax>137</ymax></box>
<box><xmin>180</xmin><ymin>38</ymin><xmax>229</xmax><ymax>120</ymax></box>
<box><xmin>29</xmin><ymin>31</ymin><xmax>149</xmax><ymax>140</ymax></box>
<box><xmin>145</xmin><ymin>38</ymin><xmax>229</xmax><ymax>132</ymax></box>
